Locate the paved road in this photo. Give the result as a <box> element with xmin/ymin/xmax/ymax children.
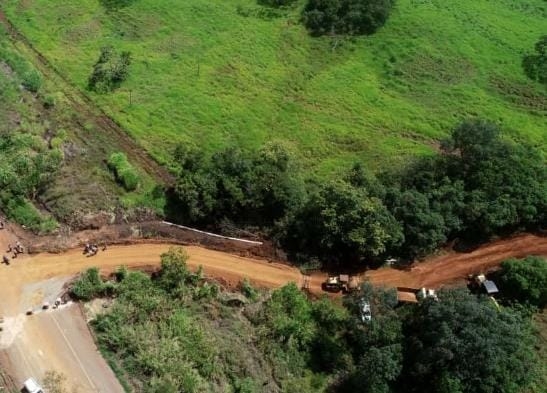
<box><xmin>3</xmin><ymin>307</ymin><xmax>123</xmax><ymax>393</ymax></box>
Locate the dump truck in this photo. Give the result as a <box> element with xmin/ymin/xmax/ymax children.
<box><xmin>469</xmin><ymin>274</ymin><xmax>499</xmax><ymax>295</ymax></box>
<box><xmin>322</xmin><ymin>274</ymin><xmax>359</xmax><ymax>293</ymax></box>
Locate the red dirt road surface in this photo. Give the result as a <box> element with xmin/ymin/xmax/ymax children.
<box><xmin>0</xmin><ymin>231</ymin><xmax>546</xmax><ymax>392</ymax></box>
<box><xmin>365</xmin><ymin>233</ymin><xmax>547</xmax><ymax>289</ymax></box>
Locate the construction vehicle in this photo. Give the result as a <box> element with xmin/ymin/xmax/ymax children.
<box><xmin>417</xmin><ymin>287</ymin><xmax>438</xmax><ymax>301</ymax></box>
<box><xmin>322</xmin><ymin>274</ymin><xmax>359</xmax><ymax>293</ymax></box>
<box><xmin>469</xmin><ymin>274</ymin><xmax>499</xmax><ymax>295</ymax></box>
<box><xmin>23</xmin><ymin>378</ymin><xmax>43</xmax><ymax>393</ymax></box>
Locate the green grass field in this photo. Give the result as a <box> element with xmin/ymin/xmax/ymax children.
<box><xmin>3</xmin><ymin>0</ymin><xmax>546</xmax><ymax>175</ymax></box>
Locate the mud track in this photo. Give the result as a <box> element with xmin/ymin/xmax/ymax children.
<box><xmin>0</xmin><ymin>10</ymin><xmax>174</xmax><ymax>186</ymax></box>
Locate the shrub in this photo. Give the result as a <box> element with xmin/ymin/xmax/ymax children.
<box><xmin>42</xmin><ymin>94</ymin><xmax>56</xmax><ymax>109</ymax></box>
<box><xmin>2</xmin><ymin>196</ymin><xmax>57</xmax><ymax>234</ymax></box>
<box><xmin>107</xmin><ymin>152</ymin><xmax>140</xmax><ymax>191</ymax></box>
<box><xmin>0</xmin><ymin>44</ymin><xmax>42</xmax><ymax>92</ymax></box>
<box><xmin>522</xmin><ymin>35</ymin><xmax>547</xmax><ymax>85</ymax></box>
<box><xmin>302</xmin><ymin>0</ymin><xmax>395</xmax><ymax>36</ymax></box>
<box><xmin>72</xmin><ymin>268</ymin><xmax>109</xmax><ymax>300</ymax></box>
<box><xmin>100</xmin><ymin>0</ymin><xmax>136</xmax><ymax>10</ymax></box>
<box><xmin>241</xmin><ymin>278</ymin><xmax>258</xmax><ymax>301</ymax></box>
<box><xmin>88</xmin><ymin>46</ymin><xmax>131</xmax><ymax>93</ymax></box>
<box><xmin>21</xmin><ymin>69</ymin><xmax>42</xmax><ymax>93</ymax></box>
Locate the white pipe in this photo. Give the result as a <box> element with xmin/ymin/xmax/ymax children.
<box><xmin>161</xmin><ymin>221</ymin><xmax>263</xmax><ymax>245</ymax></box>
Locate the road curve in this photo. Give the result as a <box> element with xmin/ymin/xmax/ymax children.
<box><xmin>1</xmin><ymin>232</ymin><xmax>546</xmax><ymax>392</ymax></box>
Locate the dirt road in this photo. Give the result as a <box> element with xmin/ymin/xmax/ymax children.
<box><xmin>0</xmin><ymin>243</ymin><xmax>303</xmax><ymax>392</ymax></box>
<box><xmin>365</xmin><ymin>233</ymin><xmax>547</xmax><ymax>289</ymax></box>
<box><xmin>1</xmin><ymin>232</ymin><xmax>546</xmax><ymax>392</ymax></box>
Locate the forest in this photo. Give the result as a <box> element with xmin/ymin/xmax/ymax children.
<box><xmin>172</xmin><ymin>119</ymin><xmax>547</xmax><ymax>265</ymax></box>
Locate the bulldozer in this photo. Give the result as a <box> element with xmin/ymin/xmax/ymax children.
<box><xmin>322</xmin><ymin>274</ymin><xmax>359</xmax><ymax>293</ymax></box>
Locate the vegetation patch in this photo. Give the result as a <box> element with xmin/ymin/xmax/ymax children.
<box><xmin>72</xmin><ymin>248</ymin><xmax>545</xmax><ymax>393</ymax></box>
<box><xmin>0</xmin><ymin>41</ymin><xmax>42</xmax><ymax>92</ymax></box>
<box><xmin>302</xmin><ymin>0</ymin><xmax>394</xmax><ymax>36</ymax></box>
<box><xmin>170</xmin><ymin>119</ymin><xmax>547</xmax><ymax>264</ymax></box>
<box><xmin>522</xmin><ymin>35</ymin><xmax>547</xmax><ymax>86</ymax></box>
<box><xmin>88</xmin><ymin>46</ymin><xmax>131</xmax><ymax>93</ymax></box>
<box><xmin>108</xmin><ymin>152</ymin><xmax>140</xmax><ymax>191</ymax></box>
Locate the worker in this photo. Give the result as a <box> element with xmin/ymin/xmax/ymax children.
<box><xmin>2</xmin><ymin>255</ymin><xmax>9</xmax><ymax>264</ymax></box>
<box><xmin>7</xmin><ymin>244</ymin><xmax>11</xmax><ymax>253</ymax></box>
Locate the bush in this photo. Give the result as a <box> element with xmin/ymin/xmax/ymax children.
<box><xmin>88</xmin><ymin>46</ymin><xmax>131</xmax><ymax>93</ymax></box>
<box><xmin>0</xmin><ymin>44</ymin><xmax>42</xmax><ymax>92</ymax></box>
<box><xmin>21</xmin><ymin>69</ymin><xmax>42</xmax><ymax>93</ymax></box>
<box><xmin>72</xmin><ymin>268</ymin><xmax>109</xmax><ymax>301</ymax></box>
<box><xmin>241</xmin><ymin>278</ymin><xmax>258</xmax><ymax>301</ymax></box>
<box><xmin>42</xmin><ymin>94</ymin><xmax>56</xmax><ymax>109</ymax></box>
<box><xmin>302</xmin><ymin>0</ymin><xmax>395</xmax><ymax>36</ymax></box>
<box><xmin>522</xmin><ymin>35</ymin><xmax>547</xmax><ymax>85</ymax></box>
<box><xmin>1</xmin><ymin>195</ymin><xmax>58</xmax><ymax>234</ymax></box>
<box><xmin>107</xmin><ymin>152</ymin><xmax>140</xmax><ymax>191</ymax></box>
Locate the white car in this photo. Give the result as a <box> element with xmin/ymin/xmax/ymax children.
<box><xmin>23</xmin><ymin>378</ymin><xmax>43</xmax><ymax>393</ymax></box>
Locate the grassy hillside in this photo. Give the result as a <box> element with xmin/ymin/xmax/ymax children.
<box><xmin>3</xmin><ymin>0</ymin><xmax>547</xmax><ymax>175</ymax></box>
<box><xmin>0</xmin><ymin>25</ymin><xmax>166</xmax><ymax>229</ymax></box>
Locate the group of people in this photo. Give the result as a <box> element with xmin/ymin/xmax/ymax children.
<box><xmin>3</xmin><ymin>241</ymin><xmax>24</xmax><ymax>264</ymax></box>
<box><xmin>84</xmin><ymin>242</ymin><xmax>106</xmax><ymax>257</ymax></box>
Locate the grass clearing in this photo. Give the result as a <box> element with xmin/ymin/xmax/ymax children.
<box><xmin>2</xmin><ymin>0</ymin><xmax>546</xmax><ymax>175</ymax></box>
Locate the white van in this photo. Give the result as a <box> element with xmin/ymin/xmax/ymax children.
<box><xmin>23</xmin><ymin>378</ymin><xmax>43</xmax><ymax>393</ymax></box>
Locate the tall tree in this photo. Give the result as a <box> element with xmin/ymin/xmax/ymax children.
<box><xmin>402</xmin><ymin>288</ymin><xmax>540</xmax><ymax>393</ymax></box>
<box><xmin>499</xmin><ymin>256</ymin><xmax>547</xmax><ymax>308</ymax></box>
<box><xmin>302</xmin><ymin>0</ymin><xmax>395</xmax><ymax>36</ymax></box>
<box><xmin>285</xmin><ymin>181</ymin><xmax>402</xmax><ymax>264</ymax></box>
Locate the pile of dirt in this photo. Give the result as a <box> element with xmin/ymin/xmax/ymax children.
<box><xmin>28</xmin><ymin>220</ymin><xmax>281</xmax><ymax>261</ymax></box>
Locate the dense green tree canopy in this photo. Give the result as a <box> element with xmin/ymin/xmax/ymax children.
<box><xmin>174</xmin><ymin>143</ymin><xmax>303</xmax><ymax>228</ymax></box>
<box><xmin>302</xmin><ymin>0</ymin><xmax>394</xmax><ymax>36</ymax></box>
<box><xmin>284</xmin><ymin>181</ymin><xmax>402</xmax><ymax>263</ymax></box>
<box><xmin>499</xmin><ymin>256</ymin><xmax>547</xmax><ymax>308</ymax></box>
<box><xmin>402</xmin><ymin>289</ymin><xmax>539</xmax><ymax>393</ymax></box>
